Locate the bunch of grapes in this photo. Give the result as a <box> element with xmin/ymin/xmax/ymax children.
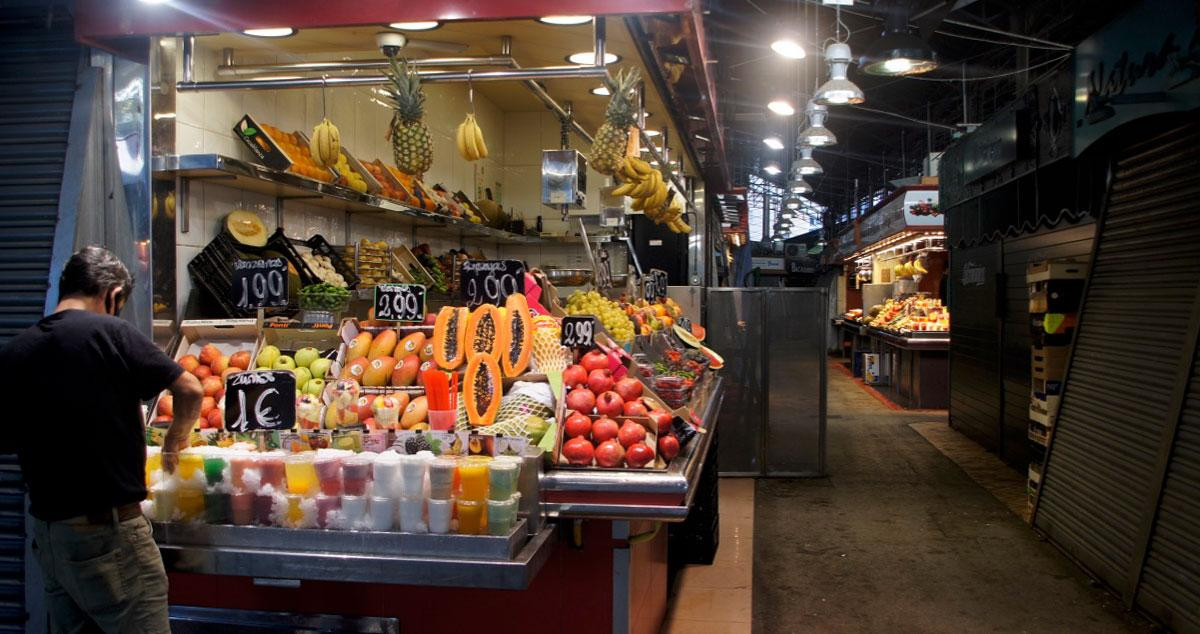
<box><xmin>566</xmin><ymin>290</ymin><xmax>635</xmax><ymax>343</ymax></box>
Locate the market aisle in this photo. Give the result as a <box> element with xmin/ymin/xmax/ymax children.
<box><xmin>751</xmin><ymin>361</ymin><xmax>1150</xmax><ymax>633</ymax></box>
<box><xmin>663</xmin><ymin>478</ymin><xmax>755</xmax><ymax>633</ymax></box>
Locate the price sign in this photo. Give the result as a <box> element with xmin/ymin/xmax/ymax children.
<box><xmin>460</xmin><ymin>260</ymin><xmax>525</xmax><ymax>308</ymax></box>
<box><xmin>224</xmin><ymin>370</ymin><xmax>296</xmax><ymax>432</ymax></box>
<box><xmin>561</xmin><ymin>315</ymin><xmax>596</xmax><ymax>348</ymax></box>
<box><xmin>642</xmin><ymin>269</ymin><xmax>669</xmax><ymax>302</ymax></box>
<box><xmin>374</xmin><ymin>284</ymin><xmax>426</xmax><ymax>322</ymax></box>
<box><xmin>232</xmin><ymin>257</ymin><xmax>289</xmax><ymax>310</ymax></box>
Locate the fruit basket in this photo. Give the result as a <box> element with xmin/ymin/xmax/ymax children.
<box><xmin>298</xmin><ymin>234</ymin><xmax>360</xmax><ymax>289</ymax></box>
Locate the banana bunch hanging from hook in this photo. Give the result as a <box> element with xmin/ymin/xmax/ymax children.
<box><xmin>456</xmin><ymin>69</ymin><xmax>488</xmax><ymax>161</ymax></box>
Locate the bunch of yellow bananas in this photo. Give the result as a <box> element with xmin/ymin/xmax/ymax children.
<box><xmin>310</xmin><ymin>118</ymin><xmax>341</xmax><ymax>168</ymax></box>
<box><xmin>456</xmin><ymin>113</ymin><xmax>488</xmax><ymax>161</ymax></box>
<box><xmin>612</xmin><ymin>157</ymin><xmax>690</xmax><ymax>233</ymax></box>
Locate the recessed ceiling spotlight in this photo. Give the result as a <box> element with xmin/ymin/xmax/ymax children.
<box><xmin>644</xmin><ymin>129</ymin><xmax>661</xmax><ymax>137</ymax></box>
<box><xmin>590</xmin><ymin>85</ymin><xmax>610</xmax><ymax>96</ymax></box>
<box><xmin>388</xmin><ymin>21</ymin><xmax>441</xmax><ymax>31</ymax></box>
<box><xmin>538</xmin><ymin>15</ymin><xmax>593</xmax><ymax>25</ymax></box>
<box><xmin>567</xmin><ymin>51</ymin><xmax>620</xmax><ymax>65</ymax></box>
<box><xmin>243</xmin><ymin>27</ymin><xmax>296</xmax><ymax>38</ymax></box>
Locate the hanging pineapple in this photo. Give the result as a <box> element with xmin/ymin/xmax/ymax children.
<box><xmin>383</xmin><ymin>57</ymin><xmax>434</xmax><ymax>176</ymax></box>
<box><xmin>589</xmin><ymin>68</ymin><xmax>640</xmax><ymax>176</ymax></box>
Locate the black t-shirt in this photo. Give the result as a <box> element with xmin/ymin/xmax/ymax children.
<box><xmin>0</xmin><ymin>310</ymin><xmax>182</xmax><ymax>521</ymax></box>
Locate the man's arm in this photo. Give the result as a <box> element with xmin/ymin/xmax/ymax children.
<box><xmin>162</xmin><ymin>371</ymin><xmax>203</xmax><ymax>474</ymax></box>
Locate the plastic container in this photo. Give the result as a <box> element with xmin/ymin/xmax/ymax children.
<box><xmin>253</xmin><ymin>493</ymin><xmax>275</xmax><ymax>526</ymax></box>
<box><xmin>398</xmin><ymin>454</ymin><xmax>428</xmax><ymax>498</ymax></box>
<box><xmin>230</xmin><ymin>491</ymin><xmax>254</xmax><ymax>525</ymax></box>
<box><xmin>457</xmin><ymin>456</ymin><xmax>490</xmax><ymax>502</ymax></box>
<box><xmin>177</xmin><ymin>488</ymin><xmax>204</xmax><ymax>521</ymax></box>
<box><xmin>316</xmin><ymin>494</ymin><xmax>340</xmax><ymax>529</ymax></box>
<box><xmin>151</xmin><ymin>484</ymin><xmax>177</xmax><ymax>522</ymax></box>
<box><xmin>203</xmin><ymin>456</ymin><xmax>227</xmax><ymax>487</ymax></box>
<box><xmin>428</xmin><ymin>409</ymin><xmax>456</xmax><ymax>431</ymax></box>
<box><xmin>177</xmin><ymin>453</ymin><xmax>204</xmax><ymax>482</ymax></box>
<box><xmin>342</xmin><ymin>455</ymin><xmax>373</xmax><ymax>496</ymax></box>
<box><xmin>369</xmin><ymin>496</ymin><xmax>396</xmax><ymax>532</ymax></box>
<box><xmin>372</xmin><ymin>452</ymin><xmax>402</xmax><ymax>497</ymax></box>
<box><xmin>204</xmin><ymin>491</ymin><xmax>230</xmax><ymax>524</ymax></box>
<box><xmin>314</xmin><ymin>455</ymin><xmax>343</xmax><ymax>497</ymax></box>
<box><xmin>341</xmin><ymin>495</ymin><xmax>368</xmax><ymax>528</ymax></box>
<box><xmin>398</xmin><ymin>497</ymin><xmax>426</xmax><ymax>533</ymax></box>
<box><xmin>285</xmin><ymin>454</ymin><xmax>318</xmax><ymax>496</ymax></box>
<box><xmin>428</xmin><ymin>457</ymin><xmax>457</xmax><ymax>500</ymax></box>
<box><xmin>285</xmin><ymin>494</ymin><xmax>305</xmax><ymax>527</ymax></box>
<box><xmin>487</xmin><ymin>497</ymin><xmax>517</xmax><ymax>536</ymax></box>
<box><xmin>427</xmin><ymin>498</ymin><xmax>452</xmax><ymax>534</ymax></box>
<box><xmin>456</xmin><ymin>499</ymin><xmax>485</xmax><ymax>535</ymax></box>
<box><xmin>258</xmin><ymin>455</ymin><xmax>286</xmax><ymax>489</ymax></box>
<box><xmin>487</xmin><ymin>461</ymin><xmax>519</xmax><ymax>501</ymax></box>
<box><xmin>229</xmin><ymin>453</ymin><xmax>254</xmax><ymax>491</ymax></box>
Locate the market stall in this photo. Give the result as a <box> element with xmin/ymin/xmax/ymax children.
<box><xmin>72</xmin><ymin>1</ymin><xmax>729</xmax><ymax>631</ymax></box>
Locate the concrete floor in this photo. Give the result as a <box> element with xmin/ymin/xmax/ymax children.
<box><xmin>751</xmin><ymin>362</ymin><xmax>1153</xmax><ymax>633</ymax></box>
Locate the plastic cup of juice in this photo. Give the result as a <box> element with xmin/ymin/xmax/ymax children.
<box><xmin>258</xmin><ymin>455</ymin><xmax>286</xmax><ymax>489</ymax></box>
<box><xmin>203</xmin><ymin>456</ymin><xmax>227</xmax><ymax>487</ymax></box>
<box><xmin>486</xmin><ymin>497</ymin><xmax>517</xmax><ymax>536</ymax></box>
<box><xmin>284</xmin><ymin>454</ymin><xmax>318</xmax><ymax>496</ymax></box>
<box><xmin>176</xmin><ymin>453</ymin><xmax>204</xmax><ymax>481</ymax></box>
<box><xmin>177</xmin><ymin>488</ymin><xmax>205</xmax><ymax>521</ymax></box>
<box><xmin>230</xmin><ymin>492</ymin><xmax>254</xmax><ymax>525</ymax></box>
<box><xmin>457</xmin><ymin>457</ymin><xmax>490</xmax><ymax>502</ymax></box>
<box><xmin>341</xmin><ymin>495</ymin><xmax>367</xmax><ymax>529</ymax></box>
<box><xmin>369</xmin><ymin>496</ymin><xmax>395</xmax><ymax>532</ymax></box>
<box><xmin>487</xmin><ymin>460</ymin><xmax>519</xmax><ymax>501</ymax></box>
<box><xmin>151</xmin><ymin>484</ymin><xmax>177</xmax><ymax>522</ymax></box>
<box><xmin>398</xmin><ymin>454</ymin><xmax>428</xmax><ymax>499</ymax></box>
<box><xmin>229</xmin><ymin>453</ymin><xmax>254</xmax><ymax>491</ymax></box>
<box><xmin>204</xmin><ymin>491</ymin><xmax>231</xmax><ymax>524</ymax></box>
<box><xmin>315</xmin><ymin>495</ymin><xmax>340</xmax><ymax>529</ymax></box>
<box><xmin>456</xmin><ymin>499</ymin><xmax>485</xmax><ymax>535</ymax></box>
<box><xmin>372</xmin><ymin>452</ymin><xmax>402</xmax><ymax>497</ymax></box>
<box><xmin>427</xmin><ymin>498</ymin><xmax>453</xmax><ymax>534</ymax></box>
<box><xmin>313</xmin><ymin>455</ymin><xmax>343</xmax><ymax>497</ymax></box>
<box><xmin>285</xmin><ymin>494</ymin><xmax>304</xmax><ymax>527</ymax></box>
<box><xmin>342</xmin><ymin>455</ymin><xmax>373</xmax><ymax>497</ymax></box>
<box><xmin>428</xmin><ymin>457</ymin><xmax>457</xmax><ymax>500</ymax></box>
<box><xmin>254</xmin><ymin>493</ymin><xmax>275</xmax><ymax>526</ymax></box>
<box><xmin>146</xmin><ymin>448</ymin><xmax>162</xmax><ymax>487</ymax></box>
<box><xmin>427</xmin><ymin>409</ymin><xmax>456</xmax><ymax>431</ymax></box>
<box><xmin>397</xmin><ymin>497</ymin><xmax>426</xmax><ymax>533</ymax></box>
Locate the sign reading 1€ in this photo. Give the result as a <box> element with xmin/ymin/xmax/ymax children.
<box><xmin>224</xmin><ymin>370</ymin><xmax>296</xmax><ymax>432</ymax></box>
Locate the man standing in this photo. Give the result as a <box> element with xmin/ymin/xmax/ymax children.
<box><xmin>0</xmin><ymin>246</ymin><xmax>202</xmax><ymax>633</ymax></box>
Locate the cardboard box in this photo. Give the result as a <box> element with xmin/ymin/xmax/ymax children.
<box><xmin>863</xmin><ymin>353</ymin><xmax>889</xmax><ymax>385</ymax></box>
<box><xmin>258</xmin><ymin>322</ymin><xmax>346</xmax><ymax>380</ymax></box>
<box><xmin>1032</xmin><ymin>345</ymin><xmax>1070</xmax><ymax>381</ymax></box>
<box><xmin>1028</xmin><ymin>279</ymin><xmax>1084</xmax><ymax>313</ymax></box>
<box><xmin>1026</xmin><ymin>259</ymin><xmax>1087</xmax><ymax>284</ymax></box>
<box><xmin>148</xmin><ymin>319</ymin><xmax>262</xmax><ymax>432</ymax></box>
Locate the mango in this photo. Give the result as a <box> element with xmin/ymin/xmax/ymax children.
<box><xmin>346</xmin><ymin>332</ymin><xmax>372</xmax><ymax>362</ymax></box>
<box><xmin>391</xmin><ymin>354</ymin><xmax>421</xmax><ymax>387</ymax></box>
<box><xmin>400</xmin><ymin>395</ymin><xmax>428</xmax><ymax>429</ymax></box>
<box><xmin>363</xmin><ymin>356</ymin><xmax>398</xmax><ymax>387</ymax></box>
<box><xmin>368</xmin><ymin>329</ymin><xmax>397</xmax><ymax>360</ymax></box>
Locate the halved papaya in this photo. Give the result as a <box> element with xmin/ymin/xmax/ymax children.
<box><xmin>500</xmin><ymin>293</ymin><xmax>533</xmax><ymax>377</ymax></box>
<box><xmin>464</xmin><ymin>354</ymin><xmax>501</xmax><ymax>426</ymax></box>
<box><xmin>465</xmin><ymin>304</ymin><xmax>501</xmax><ymax>362</ymax></box>
<box><xmin>432</xmin><ymin>306</ymin><xmax>468</xmax><ymax>370</ymax></box>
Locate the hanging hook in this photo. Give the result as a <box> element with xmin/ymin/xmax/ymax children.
<box><xmin>467</xmin><ymin>69</ymin><xmax>475</xmax><ymax>115</ymax></box>
<box><xmin>321</xmin><ymin>74</ymin><xmax>328</xmax><ymax>119</ymax></box>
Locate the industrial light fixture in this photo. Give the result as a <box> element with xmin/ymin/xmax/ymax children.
<box><xmin>770</xmin><ymin>37</ymin><xmax>806</xmax><ymax>59</ymax></box>
<box><xmin>860</xmin><ymin>13</ymin><xmax>937</xmax><ymax>76</ymax></box>
<box><xmin>538</xmin><ymin>15</ymin><xmax>593</xmax><ymax>25</ymax></box>
<box><xmin>794</xmin><ymin>146</ymin><xmax>823</xmax><ymax>175</ymax></box>
<box><xmin>763</xmin><ymin>162</ymin><xmax>782</xmax><ymax>175</ymax></box>
<box><xmin>763</xmin><ymin>136</ymin><xmax>785</xmax><ymax>150</ymax></box>
<box><xmin>767</xmin><ymin>99</ymin><xmax>795</xmax><ymax>116</ymax></box>
<box><xmin>590</xmin><ymin>85</ymin><xmax>610</xmax><ymax>96</ymax></box>
<box><xmin>788</xmin><ymin>178</ymin><xmax>813</xmax><ymax>194</ymax></box>
<box><xmin>783</xmin><ymin>195</ymin><xmax>804</xmax><ymax>211</ymax></box>
<box><xmin>799</xmin><ymin>101</ymin><xmax>837</xmax><ymax>146</ymax></box>
<box><xmin>821</xmin><ymin>0</ymin><xmax>854</xmax><ymax>5</ymax></box>
<box><xmin>815</xmin><ymin>42</ymin><xmax>865</xmax><ymax>105</ymax></box>
<box><xmin>388</xmin><ymin>21</ymin><xmax>441</xmax><ymax>31</ymax></box>
<box><xmin>243</xmin><ymin>27</ymin><xmax>296</xmax><ymax>37</ymax></box>
<box><xmin>567</xmin><ymin>51</ymin><xmax>620</xmax><ymax>65</ymax></box>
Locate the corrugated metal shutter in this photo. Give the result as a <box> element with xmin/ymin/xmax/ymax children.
<box><xmin>1034</xmin><ymin>119</ymin><xmax>1200</xmax><ymax>615</ymax></box>
<box><xmin>0</xmin><ymin>17</ymin><xmax>80</xmax><ymax>630</ymax></box>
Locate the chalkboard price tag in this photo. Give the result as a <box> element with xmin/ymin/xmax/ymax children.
<box><xmin>374</xmin><ymin>284</ymin><xmax>426</xmax><ymax>322</ymax></box>
<box><xmin>224</xmin><ymin>370</ymin><xmax>297</xmax><ymax>432</ymax></box>
<box><xmin>643</xmin><ymin>269</ymin><xmax>669</xmax><ymax>302</ymax></box>
<box><xmin>232</xmin><ymin>257</ymin><xmax>289</xmax><ymax>310</ymax></box>
<box><xmin>561</xmin><ymin>315</ymin><xmax>596</xmax><ymax>348</ymax></box>
<box><xmin>460</xmin><ymin>260</ymin><xmax>525</xmax><ymax>308</ymax></box>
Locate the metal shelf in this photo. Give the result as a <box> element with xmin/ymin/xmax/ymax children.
<box><xmin>153</xmin><ymin>154</ymin><xmax>543</xmax><ymax>245</ymax></box>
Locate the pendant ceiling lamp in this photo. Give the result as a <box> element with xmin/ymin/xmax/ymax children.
<box><xmin>783</xmin><ymin>195</ymin><xmax>804</xmax><ymax>211</ymax></box>
<box><xmin>859</xmin><ymin>10</ymin><xmax>937</xmax><ymax>76</ymax></box>
<box><xmin>794</xmin><ymin>146</ymin><xmax>823</xmax><ymax>176</ymax></box>
<box><xmin>800</xmin><ymin>101</ymin><xmax>837</xmax><ymax>146</ymax></box>
<box><xmin>788</xmin><ymin>177</ymin><xmax>813</xmax><ymax>195</ymax></box>
<box><xmin>815</xmin><ymin>42</ymin><xmax>865</xmax><ymax>105</ymax></box>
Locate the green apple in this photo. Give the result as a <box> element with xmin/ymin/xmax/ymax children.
<box><xmin>291</xmin><ymin>367</ymin><xmax>312</xmax><ymax>390</ymax></box>
<box><xmin>255</xmin><ymin>366</ymin><xmax>271</xmax><ymax>371</ymax></box>
<box><xmin>257</xmin><ymin>345</ymin><xmax>281</xmax><ymax>368</ymax></box>
<box><xmin>308</xmin><ymin>358</ymin><xmax>333</xmax><ymax>380</ymax></box>
<box><xmin>273</xmin><ymin>355</ymin><xmax>296</xmax><ymax>371</ymax></box>
<box><xmin>294</xmin><ymin>347</ymin><xmax>320</xmax><ymax>369</ymax></box>
<box><xmin>304</xmin><ymin>378</ymin><xmax>325</xmax><ymax>396</ymax></box>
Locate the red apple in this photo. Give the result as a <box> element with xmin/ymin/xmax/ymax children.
<box><xmin>355</xmin><ymin>395</ymin><xmax>374</xmax><ymax>422</ymax></box>
<box><xmin>595</xmin><ymin>391</ymin><xmax>625</xmax><ymax>418</ymax></box>
<box><xmin>613</xmin><ymin>377</ymin><xmax>643</xmax><ymax>402</ymax></box>
<box><xmin>229</xmin><ymin>350</ymin><xmax>252</xmax><ymax>371</ymax></box>
<box><xmin>562</xmin><ymin>436</ymin><xmax>595</xmax><ymax>465</ymax></box>
<box><xmin>220</xmin><ymin>367</ymin><xmax>240</xmax><ymax>382</ymax></box>
<box><xmin>587</xmin><ymin>369</ymin><xmax>614</xmax><ymax>394</ymax></box>
<box><xmin>198</xmin><ymin>344</ymin><xmax>221</xmax><ymax>367</ymax></box>
<box><xmin>211</xmin><ymin>355</ymin><xmax>230</xmax><ymax>375</ymax></box>
<box><xmin>564</xmin><ymin>411</ymin><xmax>592</xmax><ymax>438</ymax></box>
<box><xmin>648</xmin><ymin>410</ymin><xmax>674</xmax><ymax>435</ymax></box>
<box><xmin>618</xmin><ymin>419</ymin><xmax>647</xmax><ymax>448</ymax></box>
<box><xmin>156</xmin><ymin>394</ymin><xmax>174</xmax><ymax>417</ymax></box>
<box><xmin>200</xmin><ymin>396</ymin><xmax>216</xmax><ymax>417</ymax></box>
<box><xmin>178</xmin><ymin>355</ymin><xmax>200</xmax><ymax>373</ymax></box>
<box><xmin>592</xmin><ymin>417</ymin><xmax>620</xmax><ymax>443</ymax></box>
<box><xmin>562</xmin><ymin>364</ymin><xmax>588</xmax><ymax>389</ymax></box>
<box><xmin>193</xmin><ymin>365</ymin><xmax>212</xmax><ymax>380</ymax></box>
<box><xmin>581</xmin><ymin>349</ymin><xmax>609</xmax><ymax>373</ymax></box>
<box><xmin>623</xmin><ymin>399</ymin><xmax>649</xmax><ymax>417</ymax></box>
<box><xmin>204</xmin><ymin>409</ymin><xmax>224</xmax><ymax>430</ymax></box>
<box><xmin>626</xmin><ymin>442</ymin><xmax>654</xmax><ymax>468</ymax></box>
<box><xmin>201</xmin><ymin>376</ymin><xmax>223</xmax><ymax>397</ymax></box>
<box><xmin>658</xmin><ymin>434</ymin><xmax>680</xmax><ymax>461</ymax></box>
<box><xmin>595</xmin><ymin>440</ymin><xmax>626</xmax><ymax>468</ymax></box>
<box><xmin>565</xmin><ymin>388</ymin><xmax>596</xmax><ymax>415</ymax></box>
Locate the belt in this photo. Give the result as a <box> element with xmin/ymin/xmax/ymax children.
<box><xmin>62</xmin><ymin>503</ymin><xmax>143</xmax><ymax>526</ymax></box>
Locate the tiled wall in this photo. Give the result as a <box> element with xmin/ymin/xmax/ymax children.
<box><xmin>171</xmin><ymin>40</ymin><xmax>612</xmax><ymax>307</ymax></box>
